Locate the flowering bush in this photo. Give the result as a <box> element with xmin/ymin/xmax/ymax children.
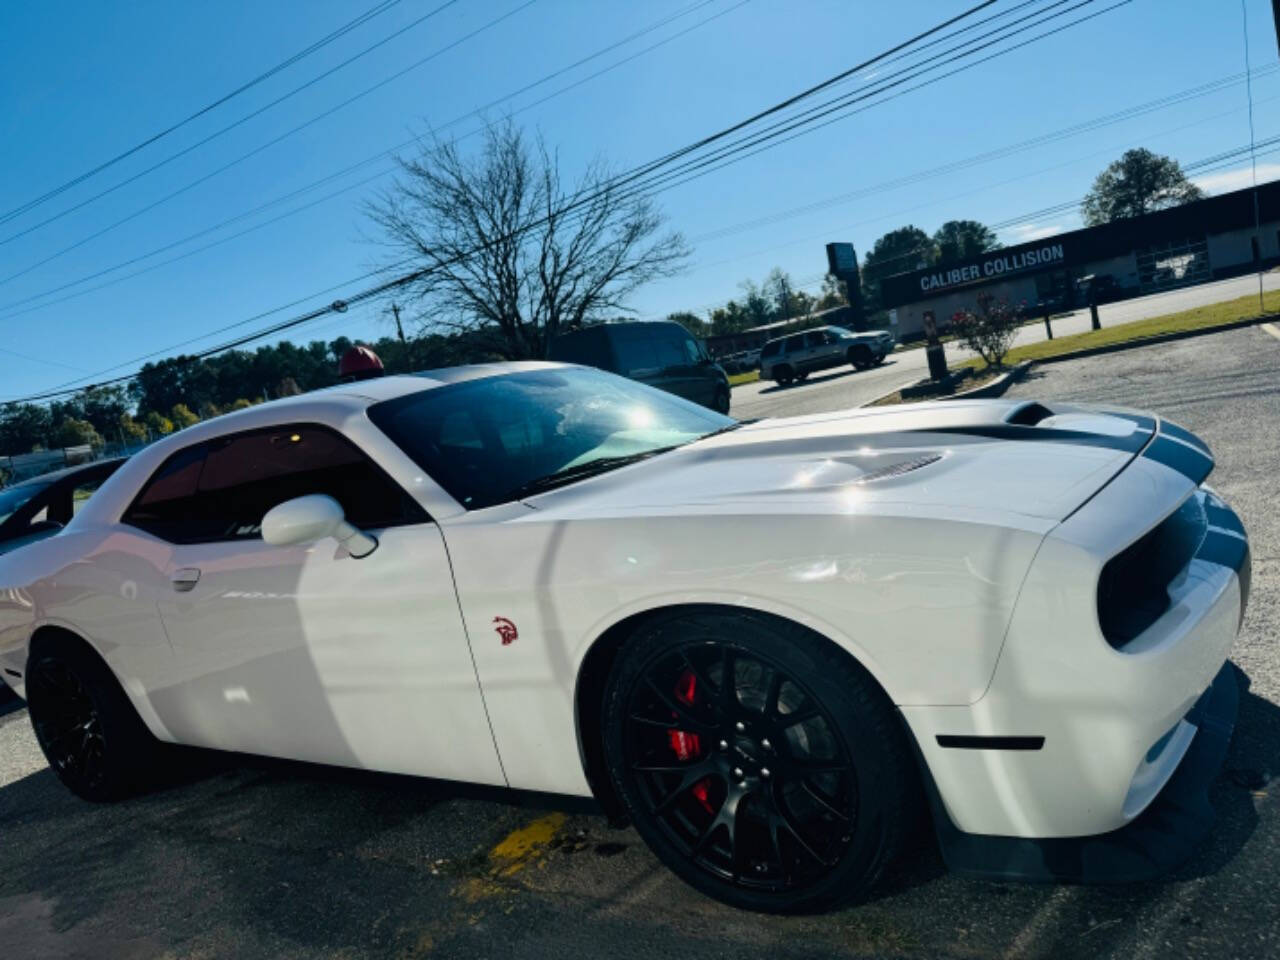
<box><xmin>951</xmin><ymin>293</ymin><xmax>1022</xmax><ymax>368</ymax></box>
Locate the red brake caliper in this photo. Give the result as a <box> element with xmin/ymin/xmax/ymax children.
<box><xmin>668</xmin><ymin>668</ymin><xmax>714</xmax><ymax>813</ymax></box>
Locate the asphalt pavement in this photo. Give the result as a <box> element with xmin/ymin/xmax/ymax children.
<box><xmin>2</xmin><ymin>325</ymin><xmax>1278</xmax><ymax>958</ymax></box>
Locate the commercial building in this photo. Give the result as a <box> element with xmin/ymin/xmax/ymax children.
<box><xmin>877</xmin><ymin>180</ymin><xmax>1280</xmax><ymax>338</ymax></box>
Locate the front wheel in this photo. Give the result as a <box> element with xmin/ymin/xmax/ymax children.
<box><xmin>603</xmin><ymin>610</ymin><xmax>913</xmax><ymax>913</ymax></box>
<box><xmin>849</xmin><ymin>346</ymin><xmax>872</xmax><ymax>370</ymax></box>
<box><xmin>712</xmin><ymin>385</ymin><xmax>731</xmax><ymax>414</ymax></box>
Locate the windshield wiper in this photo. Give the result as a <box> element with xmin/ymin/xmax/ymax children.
<box><xmin>505</xmin><ymin>447</ymin><xmax>680</xmax><ymax>502</ymax></box>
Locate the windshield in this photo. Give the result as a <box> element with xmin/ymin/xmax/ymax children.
<box><xmin>0</xmin><ymin>481</ymin><xmax>50</xmax><ymax>526</ymax></box>
<box><xmin>368</xmin><ymin>367</ymin><xmax>735</xmax><ymax>509</ymax></box>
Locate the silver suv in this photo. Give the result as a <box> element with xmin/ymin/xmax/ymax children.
<box><xmin>759</xmin><ymin>325</ymin><xmax>894</xmax><ymax>385</ymax></box>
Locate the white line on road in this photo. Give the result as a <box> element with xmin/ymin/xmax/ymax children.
<box><xmin>1262</xmin><ymin>322</ymin><xmax>1280</xmax><ymax>342</ymax></box>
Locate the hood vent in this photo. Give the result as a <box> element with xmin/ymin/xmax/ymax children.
<box><xmin>1005</xmin><ymin>402</ymin><xmax>1054</xmax><ymax>426</ymax></box>
<box><xmin>853</xmin><ymin>453</ymin><xmax>942</xmax><ymax>484</ymax></box>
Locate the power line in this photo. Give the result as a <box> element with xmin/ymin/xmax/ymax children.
<box><xmin>0</xmin><ymin>0</ymin><xmax>404</xmax><ymax>226</ymax></box>
<box><xmin>0</xmin><ymin>0</ymin><xmax>461</xmax><ymax>250</ymax></box>
<box><xmin>8</xmin><ymin>0</ymin><xmax>1125</xmax><ymax>404</ymax></box>
<box><xmin>0</xmin><ymin>0</ymin><xmax>745</xmax><ymax>320</ymax></box>
<box><xmin>0</xmin><ymin>0</ymin><xmax>536</xmax><ymax>289</ymax></box>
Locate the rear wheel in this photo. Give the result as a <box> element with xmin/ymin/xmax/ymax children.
<box><xmin>27</xmin><ymin>638</ymin><xmax>161</xmax><ymax>801</ymax></box>
<box><xmin>774</xmin><ymin>365</ymin><xmax>794</xmax><ymax>386</ymax></box>
<box><xmin>849</xmin><ymin>346</ymin><xmax>872</xmax><ymax>370</ymax></box>
<box><xmin>603</xmin><ymin>610</ymin><xmax>912</xmax><ymax>913</ymax></box>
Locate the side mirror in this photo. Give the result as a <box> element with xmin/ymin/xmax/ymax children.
<box><xmin>261</xmin><ymin>494</ymin><xmax>378</xmax><ymax>558</ymax></box>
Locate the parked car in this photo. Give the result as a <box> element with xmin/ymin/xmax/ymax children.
<box><xmin>760</xmin><ymin>325</ymin><xmax>894</xmax><ymax>385</ymax></box>
<box><xmin>549</xmin><ymin>321</ymin><xmax>730</xmax><ymax>413</ymax></box>
<box><xmin>0</xmin><ymin>458</ymin><xmax>125</xmax><ymax>557</ymax></box>
<box><xmin>0</xmin><ymin>366</ymin><xmax>1247</xmax><ymax>913</ymax></box>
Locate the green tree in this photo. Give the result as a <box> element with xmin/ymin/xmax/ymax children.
<box><xmin>815</xmin><ymin>274</ymin><xmax>848</xmax><ymax>311</ymax></box>
<box><xmin>933</xmin><ymin>220</ymin><xmax>999</xmax><ymax>262</ymax></box>
<box><xmin>861</xmin><ymin>226</ymin><xmax>935</xmax><ymax>311</ymax></box>
<box><xmin>666</xmin><ymin>311</ymin><xmax>706</xmax><ymax>335</ymax></box>
<box><xmin>0</xmin><ymin>403</ymin><xmax>53</xmax><ymax>454</ymax></box>
<box><xmin>51</xmin><ymin>418</ymin><xmax>102</xmax><ymax>449</ymax></box>
<box><xmin>170</xmin><ymin>404</ymin><xmax>199</xmax><ymax>430</ymax></box>
<box><xmin>228</xmin><ymin>398</ymin><xmax>254</xmax><ymax>411</ymax></box>
<box><xmin>1082</xmin><ymin>148</ymin><xmax>1204</xmax><ymax>226</ymax></box>
<box><xmin>143</xmin><ymin>411</ymin><xmax>174</xmax><ymax>436</ymax></box>
<box><xmin>118</xmin><ymin>414</ymin><xmax>148</xmax><ymax>444</ymax></box>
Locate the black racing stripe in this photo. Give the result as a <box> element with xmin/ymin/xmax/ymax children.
<box><xmin>1097</xmin><ymin>411</ymin><xmax>1158</xmax><ymax>435</ymax></box>
<box><xmin>1198</xmin><ymin>529</ymin><xmax>1248</xmax><ymax>572</ymax></box>
<box><xmin>1159</xmin><ymin>420</ymin><xmax>1212</xmax><ymax>456</ymax></box>
<box><xmin>1205</xmin><ymin>502</ymin><xmax>1246</xmax><ymax>536</ymax></box>
<box><xmin>936</xmin><ymin>735</ymin><xmax>1045</xmax><ymax>751</ymax></box>
<box><xmin>1142</xmin><ymin>435</ymin><xmax>1214</xmax><ymax>485</ymax></box>
<box><xmin>920</xmin><ymin>423</ymin><xmax>1151</xmax><ymax>453</ymax></box>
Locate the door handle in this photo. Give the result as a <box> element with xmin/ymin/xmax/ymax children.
<box><xmin>171</xmin><ymin>568</ymin><xmax>201</xmax><ymax>592</ymax></box>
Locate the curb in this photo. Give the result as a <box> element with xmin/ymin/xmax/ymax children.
<box><xmin>860</xmin><ymin>361</ymin><xmax>1031</xmax><ymax>408</ymax></box>
<box><xmin>1031</xmin><ymin>313</ymin><xmax>1274</xmax><ymax>364</ymax></box>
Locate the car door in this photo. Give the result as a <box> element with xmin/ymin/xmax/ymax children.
<box><xmin>776</xmin><ymin>334</ymin><xmax>804</xmax><ymax>374</ymax></box>
<box><xmin>803</xmin><ymin>329</ymin><xmax>833</xmax><ymax>372</ymax></box>
<box><xmin>124</xmin><ymin>423</ymin><xmax>506</xmax><ymax>785</ymax></box>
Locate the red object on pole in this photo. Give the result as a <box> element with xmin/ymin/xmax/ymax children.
<box><xmin>338</xmin><ymin>345</ymin><xmax>385</xmax><ymax>382</ymax></box>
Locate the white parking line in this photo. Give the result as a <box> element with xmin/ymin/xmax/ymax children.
<box><xmin>1262</xmin><ymin>322</ymin><xmax>1280</xmax><ymax>342</ymax></box>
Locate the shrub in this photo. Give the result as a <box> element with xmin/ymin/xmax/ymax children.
<box><xmin>951</xmin><ymin>294</ymin><xmax>1023</xmax><ymax>368</ymax></box>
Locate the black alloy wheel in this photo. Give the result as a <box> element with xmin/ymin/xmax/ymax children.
<box><xmin>604</xmin><ymin>611</ymin><xmax>912</xmax><ymax>912</ymax></box>
<box><xmin>27</xmin><ymin>657</ymin><xmax>108</xmax><ymax>794</ymax></box>
<box><xmin>26</xmin><ymin>639</ymin><xmax>161</xmax><ymax>801</ymax></box>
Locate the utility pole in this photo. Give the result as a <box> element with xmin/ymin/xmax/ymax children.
<box><xmin>391</xmin><ymin>304</ymin><xmax>407</xmax><ymax>345</ymax></box>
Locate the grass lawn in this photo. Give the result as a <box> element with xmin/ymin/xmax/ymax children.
<box><xmin>728</xmin><ymin>370</ymin><xmax>760</xmax><ymax>387</ymax></box>
<box><xmin>959</xmin><ymin>288</ymin><xmax>1280</xmax><ymax>370</ymax></box>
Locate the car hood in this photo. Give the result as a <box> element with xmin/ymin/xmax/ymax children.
<box><xmin>522</xmin><ymin>399</ymin><xmax>1155</xmax><ymax>524</ymax></box>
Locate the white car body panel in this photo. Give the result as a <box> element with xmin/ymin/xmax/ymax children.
<box><xmin>0</xmin><ymin>368</ymin><xmax>1245</xmax><ymax>848</ymax></box>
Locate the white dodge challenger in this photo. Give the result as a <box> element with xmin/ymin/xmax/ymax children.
<box><xmin>0</xmin><ymin>363</ymin><xmax>1249</xmax><ymax>912</ymax></box>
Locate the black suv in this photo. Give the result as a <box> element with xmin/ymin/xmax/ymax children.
<box><xmin>549</xmin><ymin>321</ymin><xmax>731</xmax><ymax>413</ymax></box>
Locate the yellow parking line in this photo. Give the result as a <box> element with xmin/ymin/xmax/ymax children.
<box><xmin>1262</xmin><ymin>322</ymin><xmax>1280</xmax><ymax>342</ymax></box>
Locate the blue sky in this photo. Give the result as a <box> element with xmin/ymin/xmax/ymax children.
<box><xmin>1</xmin><ymin>0</ymin><xmax>1276</xmax><ymax>399</ymax></box>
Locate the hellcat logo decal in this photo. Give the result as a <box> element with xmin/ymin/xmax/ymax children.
<box><xmin>493</xmin><ymin>616</ymin><xmax>518</xmax><ymax>646</ymax></box>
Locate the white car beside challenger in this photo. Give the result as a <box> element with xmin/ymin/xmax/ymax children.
<box><xmin>0</xmin><ymin>363</ymin><xmax>1248</xmax><ymax>912</ymax></box>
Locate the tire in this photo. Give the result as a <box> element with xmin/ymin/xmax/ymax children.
<box><xmin>713</xmin><ymin>386</ymin><xmax>731</xmax><ymax>415</ymax></box>
<box><xmin>874</xmin><ymin>353</ymin><xmax>887</xmax><ymax>366</ymax></box>
<box><xmin>26</xmin><ymin>636</ymin><xmax>162</xmax><ymax>802</ymax></box>
<box><xmin>849</xmin><ymin>346</ymin><xmax>872</xmax><ymax>370</ymax></box>
<box><xmin>602</xmin><ymin>609</ymin><xmax>913</xmax><ymax>913</ymax></box>
<box><xmin>774</xmin><ymin>365</ymin><xmax>794</xmax><ymax>386</ymax></box>
<box><xmin>795</xmin><ymin>370</ymin><xmax>809</xmax><ymax>381</ymax></box>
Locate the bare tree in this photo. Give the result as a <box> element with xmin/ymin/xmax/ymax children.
<box><xmin>366</xmin><ymin>121</ymin><xmax>690</xmax><ymax>359</ymax></box>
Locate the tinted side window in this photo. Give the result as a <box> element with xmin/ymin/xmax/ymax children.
<box><xmin>124</xmin><ymin>425</ymin><xmax>426</xmax><ymax>544</ymax></box>
<box><xmin>761</xmin><ymin>341</ymin><xmax>781</xmax><ymax>359</ymax></box>
<box><xmin>649</xmin><ymin>334</ymin><xmax>685</xmax><ymax>370</ymax></box>
<box><xmin>805</xmin><ymin>331</ymin><xmax>825</xmax><ymax>348</ymax></box>
<box><xmin>784</xmin><ymin>334</ymin><xmax>806</xmax><ymax>352</ymax></box>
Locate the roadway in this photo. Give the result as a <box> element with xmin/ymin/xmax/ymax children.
<box><xmin>729</xmin><ymin>271</ymin><xmax>1279</xmax><ymax>419</ymax></box>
